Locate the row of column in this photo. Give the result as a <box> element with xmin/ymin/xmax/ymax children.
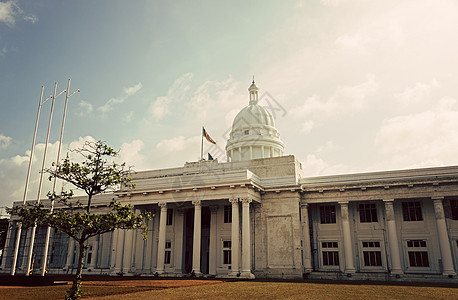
<box><xmin>301</xmin><ymin>197</ymin><xmax>456</xmax><ymax>276</ymax></box>
<box><xmin>155</xmin><ymin>198</ymin><xmax>254</xmax><ymax>278</ymax></box>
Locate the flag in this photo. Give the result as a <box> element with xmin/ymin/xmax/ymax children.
<box><xmin>202</xmin><ymin>127</ymin><xmax>216</xmax><ymax>144</ymax></box>
<box><xmin>208</xmin><ymin>153</ymin><xmax>214</xmax><ymax>160</ymax></box>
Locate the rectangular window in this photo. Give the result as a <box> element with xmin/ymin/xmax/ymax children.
<box><xmin>224</xmin><ymin>205</ymin><xmax>232</xmax><ymax>223</ymax></box>
<box><xmin>320</xmin><ymin>205</ymin><xmax>336</xmax><ymax>224</ymax></box>
<box><xmin>362</xmin><ymin>241</ymin><xmax>382</xmax><ymax>266</ymax></box>
<box><xmin>322</xmin><ymin>241</ymin><xmax>339</xmax><ymax>266</ymax></box>
<box><xmin>223</xmin><ymin>240</ymin><xmax>231</xmax><ymax>265</ymax></box>
<box><xmin>402</xmin><ymin>202</ymin><xmax>423</xmax><ymax>221</ymax></box>
<box><xmin>166</xmin><ymin>208</ymin><xmax>173</xmax><ymax>226</ymax></box>
<box><xmin>359</xmin><ymin>203</ymin><xmax>378</xmax><ymax>223</ymax></box>
<box><xmin>450</xmin><ymin>199</ymin><xmax>458</xmax><ymax>220</ymax></box>
<box><xmin>164</xmin><ymin>241</ymin><xmax>171</xmax><ymax>264</ymax></box>
<box><xmin>407</xmin><ymin>240</ymin><xmax>429</xmax><ymax>267</ymax></box>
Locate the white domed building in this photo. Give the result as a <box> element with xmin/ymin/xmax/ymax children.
<box><xmin>226</xmin><ymin>81</ymin><xmax>284</xmax><ymax>162</ymax></box>
<box><xmin>3</xmin><ymin>80</ymin><xmax>458</xmax><ymax>282</ymax></box>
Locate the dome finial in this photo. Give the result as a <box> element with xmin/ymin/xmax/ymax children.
<box><xmin>248</xmin><ymin>77</ymin><xmax>259</xmax><ymax>104</ymax></box>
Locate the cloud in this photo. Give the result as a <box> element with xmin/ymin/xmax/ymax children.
<box><xmin>0</xmin><ymin>0</ymin><xmax>20</xmax><ymax>26</ymax></box>
<box><xmin>300</xmin><ymin>154</ymin><xmax>351</xmax><ymax>176</ymax></box>
<box><xmin>292</xmin><ymin>74</ymin><xmax>378</xmax><ymax>118</ymax></box>
<box><xmin>374</xmin><ymin>97</ymin><xmax>458</xmax><ymax>168</ymax></box>
<box><xmin>0</xmin><ymin>133</ymin><xmax>12</xmax><ymax>149</ymax></box>
<box><xmin>77</xmin><ymin>100</ymin><xmax>93</xmax><ymax>116</ymax></box>
<box><xmin>148</xmin><ymin>73</ymin><xmax>193</xmax><ymax>121</ymax></box>
<box><xmin>149</xmin><ymin>96</ymin><xmax>171</xmax><ymax>120</ymax></box>
<box><xmin>124</xmin><ymin>82</ymin><xmax>142</xmax><ymax>96</ymax></box>
<box><xmin>301</xmin><ymin>120</ymin><xmax>315</xmax><ymax>134</ymax></box>
<box><xmin>98</xmin><ymin>82</ymin><xmax>142</xmax><ymax>114</ymax></box>
<box><xmin>156</xmin><ymin>135</ymin><xmax>200</xmax><ymax>152</ymax></box>
<box><xmin>118</xmin><ymin>139</ymin><xmax>147</xmax><ymax>170</ymax></box>
<box><xmin>0</xmin><ymin>47</ymin><xmax>7</xmax><ymax>57</ymax></box>
<box><xmin>122</xmin><ymin>111</ymin><xmax>134</xmax><ymax>122</ymax></box>
<box><xmin>394</xmin><ymin>79</ymin><xmax>440</xmax><ymax>109</ymax></box>
<box><xmin>23</xmin><ymin>14</ymin><xmax>38</xmax><ymax>23</ymax></box>
<box><xmin>0</xmin><ymin>136</ymin><xmax>98</xmax><ymax>207</ymax></box>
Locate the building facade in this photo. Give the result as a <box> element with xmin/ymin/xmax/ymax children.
<box><xmin>2</xmin><ymin>82</ymin><xmax>458</xmax><ymax>281</ymax></box>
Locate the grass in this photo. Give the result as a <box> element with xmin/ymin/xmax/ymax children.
<box><xmin>0</xmin><ymin>285</ymin><xmax>160</xmax><ymax>300</ymax></box>
<box><xmin>1</xmin><ymin>280</ymin><xmax>458</xmax><ymax>300</ymax></box>
<box><xmin>97</xmin><ymin>281</ymin><xmax>458</xmax><ymax>300</ymax></box>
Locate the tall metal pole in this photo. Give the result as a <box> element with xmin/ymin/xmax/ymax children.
<box><xmin>201</xmin><ymin>126</ymin><xmax>204</xmax><ymax>161</ymax></box>
<box><xmin>10</xmin><ymin>87</ymin><xmax>45</xmax><ymax>276</ymax></box>
<box><xmin>41</xmin><ymin>79</ymin><xmax>78</xmax><ymax>276</ymax></box>
<box><xmin>25</xmin><ymin>82</ymin><xmax>58</xmax><ymax>276</ymax></box>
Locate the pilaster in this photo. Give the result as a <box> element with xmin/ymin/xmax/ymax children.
<box><xmin>383</xmin><ymin>199</ymin><xmax>403</xmax><ymax>274</ymax></box>
<box><xmin>339</xmin><ymin>201</ymin><xmax>355</xmax><ymax>274</ymax></box>
<box><xmin>432</xmin><ymin>197</ymin><xmax>456</xmax><ymax>276</ymax></box>
<box><xmin>192</xmin><ymin>200</ymin><xmax>202</xmax><ymax>276</ymax></box>
<box><xmin>156</xmin><ymin>202</ymin><xmax>167</xmax><ymax>274</ymax></box>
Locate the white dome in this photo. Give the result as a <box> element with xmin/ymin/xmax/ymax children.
<box><xmin>226</xmin><ymin>81</ymin><xmax>284</xmax><ymax>162</ymax></box>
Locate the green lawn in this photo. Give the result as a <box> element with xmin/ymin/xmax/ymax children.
<box><xmin>1</xmin><ymin>280</ymin><xmax>458</xmax><ymax>300</ymax></box>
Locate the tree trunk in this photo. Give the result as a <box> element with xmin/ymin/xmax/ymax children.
<box><xmin>66</xmin><ymin>240</ymin><xmax>85</xmax><ymax>300</ymax></box>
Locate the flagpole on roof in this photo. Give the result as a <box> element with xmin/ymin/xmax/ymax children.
<box><xmin>201</xmin><ymin>126</ymin><xmax>204</xmax><ymax>161</ymax></box>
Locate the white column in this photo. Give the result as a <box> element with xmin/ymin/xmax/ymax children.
<box><xmin>433</xmin><ymin>197</ymin><xmax>456</xmax><ymax>275</ymax></box>
<box><xmin>270</xmin><ymin>147</ymin><xmax>274</xmax><ymax>157</ymax></box>
<box><xmin>209</xmin><ymin>206</ymin><xmax>218</xmax><ymax>275</ymax></box>
<box><xmin>114</xmin><ymin>229</ymin><xmax>125</xmax><ymax>274</ymax></box>
<box><xmin>238</xmin><ymin>147</ymin><xmax>242</xmax><ymax>161</ymax></box>
<box><xmin>383</xmin><ymin>199</ymin><xmax>403</xmax><ymax>274</ymax></box>
<box><xmin>229</xmin><ymin>197</ymin><xmax>240</xmax><ymax>276</ymax></box>
<box><xmin>156</xmin><ymin>202</ymin><xmax>167</xmax><ymax>274</ymax></box>
<box><xmin>339</xmin><ymin>201</ymin><xmax>355</xmax><ymax>274</ymax></box>
<box><xmin>249</xmin><ymin>146</ymin><xmax>253</xmax><ymax>160</ymax></box>
<box><xmin>122</xmin><ymin>229</ymin><xmax>133</xmax><ymax>273</ymax></box>
<box><xmin>230</xmin><ymin>149</ymin><xmax>234</xmax><ymax>162</ymax></box>
<box><xmin>241</xmin><ymin>198</ymin><xmax>255</xmax><ymax>278</ymax></box>
<box><xmin>301</xmin><ymin>204</ymin><xmax>313</xmax><ymax>272</ymax></box>
<box><xmin>89</xmin><ymin>238</ymin><xmax>98</xmax><ymax>270</ymax></box>
<box><xmin>192</xmin><ymin>200</ymin><xmax>202</xmax><ymax>276</ymax></box>
<box><xmin>144</xmin><ymin>213</ymin><xmax>154</xmax><ymax>273</ymax></box>
<box><xmin>133</xmin><ymin>210</ymin><xmax>145</xmax><ymax>273</ymax></box>
<box><xmin>65</xmin><ymin>235</ymin><xmax>75</xmax><ymax>271</ymax></box>
<box><xmin>261</xmin><ymin>146</ymin><xmax>265</xmax><ymax>158</ymax></box>
<box><xmin>174</xmin><ymin>209</ymin><xmax>185</xmax><ymax>274</ymax></box>
<box><xmin>109</xmin><ymin>229</ymin><xmax>119</xmax><ymax>273</ymax></box>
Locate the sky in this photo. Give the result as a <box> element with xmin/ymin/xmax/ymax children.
<box><xmin>1</xmin><ymin>0</ymin><xmax>458</xmax><ymax>207</ymax></box>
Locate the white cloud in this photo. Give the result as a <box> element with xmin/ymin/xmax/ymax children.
<box><xmin>394</xmin><ymin>79</ymin><xmax>440</xmax><ymax>109</ymax></box>
<box><xmin>301</xmin><ymin>120</ymin><xmax>315</xmax><ymax>134</ymax></box>
<box><xmin>292</xmin><ymin>74</ymin><xmax>378</xmax><ymax>118</ymax></box>
<box><xmin>0</xmin><ymin>133</ymin><xmax>12</xmax><ymax>149</ymax></box>
<box><xmin>77</xmin><ymin>100</ymin><xmax>93</xmax><ymax>116</ymax></box>
<box><xmin>122</xmin><ymin>111</ymin><xmax>134</xmax><ymax>122</ymax></box>
<box><xmin>124</xmin><ymin>82</ymin><xmax>142</xmax><ymax>96</ymax></box>
<box><xmin>23</xmin><ymin>14</ymin><xmax>38</xmax><ymax>23</ymax></box>
<box><xmin>156</xmin><ymin>135</ymin><xmax>200</xmax><ymax>152</ymax></box>
<box><xmin>0</xmin><ymin>0</ymin><xmax>20</xmax><ymax>26</ymax></box>
<box><xmin>300</xmin><ymin>154</ymin><xmax>350</xmax><ymax>176</ymax></box>
<box><xmin>0</xmin><ymin>47</ymin><xmax>7</xmax><ymax>57</ymax></box>
<box><xmin>118</xmin><ymin>139</ymin><xmax>147</xmax><ymax>170</ymax></box>
<box><xmin>148</xmin><ymin>73</ymin><xmax>193</xmax><ymax>120</ymax></box>
<box><xmin>98</xmin><ymin>82</ymin><xmax>142</xmax><ymax>114</ymax></box>
<box><xmin>149</xmin><ymin>96</ymin><xmax>171</xmax><ymax>120</ymax></box>
<box><xmin>0</xmin><ymin>136</ymin><xmax>98</xmax><ymax>207</ymax></box>
<box><xmin>375</xmin><ymin>97</ymin><xmax>458</xmax><ymax>168</ymax></box>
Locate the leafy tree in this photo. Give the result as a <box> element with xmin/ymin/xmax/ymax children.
<box><xmin>9</xmin><ymin>141</ymin><xmax>149</xmax><ymax>300</ymax></box>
